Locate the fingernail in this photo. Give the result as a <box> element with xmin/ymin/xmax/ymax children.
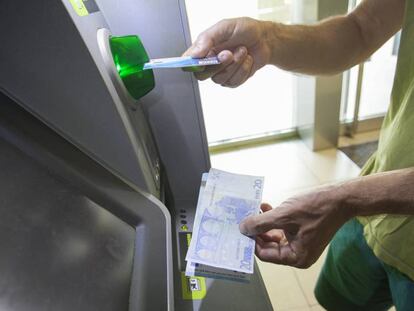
<box><xmin>193</xmin><ymin>45</ymin><xmax>202</xmax><ymax>53</ymax></box>
<box><xmin>186</xmin><ymin>45</ymin><xmax>202</xmax><ymax>57</ymax></box>
<box><xmin>218</xmin><ymin>52</ymin><xmax>229</xmax><ymax>62</ymax></box>
<box><xmin>239</xmin><ymin>47</ymin><xmax>247</xmax><ymax>55</ymax></box>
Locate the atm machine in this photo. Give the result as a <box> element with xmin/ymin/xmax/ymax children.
<box><xmin>0</xmin><ymin>1</ymin><xmax>273</xmax><ymax>310</ymax></box>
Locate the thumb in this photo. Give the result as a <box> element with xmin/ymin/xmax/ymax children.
<box><xmin>183</xmin><ymin>35</ymin><xmax>214</xmax><ymax>58</ymax></box>
<box><xmin>239</xmin><ymin>211</ymin><xmax>283</xmax><ymax>237</ymax></box>
<box><xmin>183</xmin><ymin>20</ymin><xmax>236</xmax><ymax>58</ymax></box>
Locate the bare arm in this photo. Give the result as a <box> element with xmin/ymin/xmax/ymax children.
<box><xmin>341</xmin><ymin>167</ymin><xmax>414</xmax><ymax>216</ymax></box>
<box><xmin>267</xmin><ymin>0</ymin><xmax>405</xmax><ymax>74</ymax></box>
<box><xmin>239</xmin><ymin>168</ymin><xmax>414</xmax><ymax>268</ymax></box>
<box><xmin>185</xmin><ymin>0</ymin><xmax>405</xmax><ymax>85</ymax></box>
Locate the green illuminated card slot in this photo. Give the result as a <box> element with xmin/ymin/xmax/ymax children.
<box><xmin>109</xmin><ymin>35</ymin><xmax>155</xmax><ymax>101</ymax></box>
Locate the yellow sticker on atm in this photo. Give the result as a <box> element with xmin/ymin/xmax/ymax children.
<box><xmin>69</xmin><ymin>0</ymin><xmax>88</xmax><ymax>16</ymax></box>
<box><xmin>181</xmin><ymin>233</ymin><xmax>206</xmax><ymax>300</ymax></box>
<box><xmin>69</xmin><ymin>0</ymin><xmax>100</xmax><ymax>16</ymax></box>
<box><xmin>181</xmin><ymin>272</ymin><xmax>207</xmax><ymax>300</ymax></box>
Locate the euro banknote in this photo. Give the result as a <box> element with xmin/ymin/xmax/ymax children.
<box><xmin>186</xmin><ymin>260</ymin><xmax>250</xmax><ymax>283</ymax></box>
<box><xmin>185</xmin><ymin>173</ymin><xmax>251</xmax><ymax>282</ymax></box>
<box><xmin>186</xmin><ymin>168</ymin><xmax>264</xmax><ymax>274</ymax></box>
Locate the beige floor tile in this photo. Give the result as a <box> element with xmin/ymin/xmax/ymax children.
<box><xmin>287</xmin><ymin>307</ymin><xmax>311</xmax><ymax>311</ymax></box>
<box><xmin>257</xmin><ymin>260</ymin><xmax>309</xmax><ymax>311</ymax></box>
<box><xmin>211</xmin><ymin>140</ymin><xmax>321</xmax><ymax>206</ymax></box>
<box><xmin>310</xmin><ymin>304</ymin><xmax>325</xmax><ymax>310</ymax></box>
<box><xmin>293</xmin><ymin>248</ymin><xmax>328</xmax><ymax>306</ymax></box>
<box><xmin>295</xmin><ymin>142</ymin><xmax>361</xmax><ymax>184</ymax></box>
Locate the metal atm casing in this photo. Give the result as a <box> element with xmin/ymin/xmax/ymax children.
<box><xmin>0</xmin><ymin>0</ymin><xmax>273</xmax><ymax>310</ymax></box>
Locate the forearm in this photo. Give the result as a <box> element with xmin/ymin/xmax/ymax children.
<box><xmin>261</xmin><ymin>0</ymin><xmax>404</xmax><ymax>75</ymax></box>
<box><xmin>262</xmin><ymin>16</ymin><xmax>363</xmax><ymax>75</ymax></box>
<box><xmin>337</xmin><ymin>168</ymin><xmax>414</xmax><ymax>217</ymax></box>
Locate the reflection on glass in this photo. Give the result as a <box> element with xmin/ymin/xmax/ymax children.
<box><xmin>185</xmin><ymin>0</ymin><xmax>294</xmax><ymax>143</ymax></box>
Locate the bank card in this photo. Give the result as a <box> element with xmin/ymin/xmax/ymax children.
<box><xmin>143</xmin><ymin>56</ymin><xmax>220</xmax><ymax>70</ymax></box>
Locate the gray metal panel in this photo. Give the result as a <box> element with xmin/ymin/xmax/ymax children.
<box><xmin>0</xmin><ymin>0</ymin><xmax>159</xmax><ymax>196</ymax></box>
<box><xmin>96</xmin><ymin>0</ymin><xmax>211</xmax><ymax>204</ymax></box>
<box><xmin>0</xmin><ymin>93</ymin><xmax>173</xmax><ymax>311</ymax></box>
<box><xmin>173</xmin><ymin>261</ymin><xmax>273</xmax><ymax>311</ymax></box>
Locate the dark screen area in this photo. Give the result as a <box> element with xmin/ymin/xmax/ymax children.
<box><xmin>0</xmin><ymin>137</ymin><xmax>135</xmax><ymax>311</ymax></box>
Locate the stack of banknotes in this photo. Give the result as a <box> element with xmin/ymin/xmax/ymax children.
<box><xmin>185</xmin><ymin>169</ymin><xmax>264</xmax><ymax>282</ymax></box>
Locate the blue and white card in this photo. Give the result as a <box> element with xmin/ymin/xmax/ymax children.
<box><xmin>143</xmin><ymin>56</ymin><xmax>220</xmax><ymax>70</ymax></box>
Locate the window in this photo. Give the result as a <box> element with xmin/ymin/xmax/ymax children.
<box><xmin>185</xmin><ymin>0</ymin><xmax>295</xmax><ymax>144</ymax></box>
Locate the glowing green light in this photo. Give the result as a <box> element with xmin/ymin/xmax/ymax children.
<box><xmin>109</xmin><ymin>35</ymin><xmax>155</xmax><ymax>100</ymax></box>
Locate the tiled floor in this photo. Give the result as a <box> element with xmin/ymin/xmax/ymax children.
<box><xmin>210</xmin><ymin>131</ymin><xmax>385</xmax><ymax>311</ymax></box>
